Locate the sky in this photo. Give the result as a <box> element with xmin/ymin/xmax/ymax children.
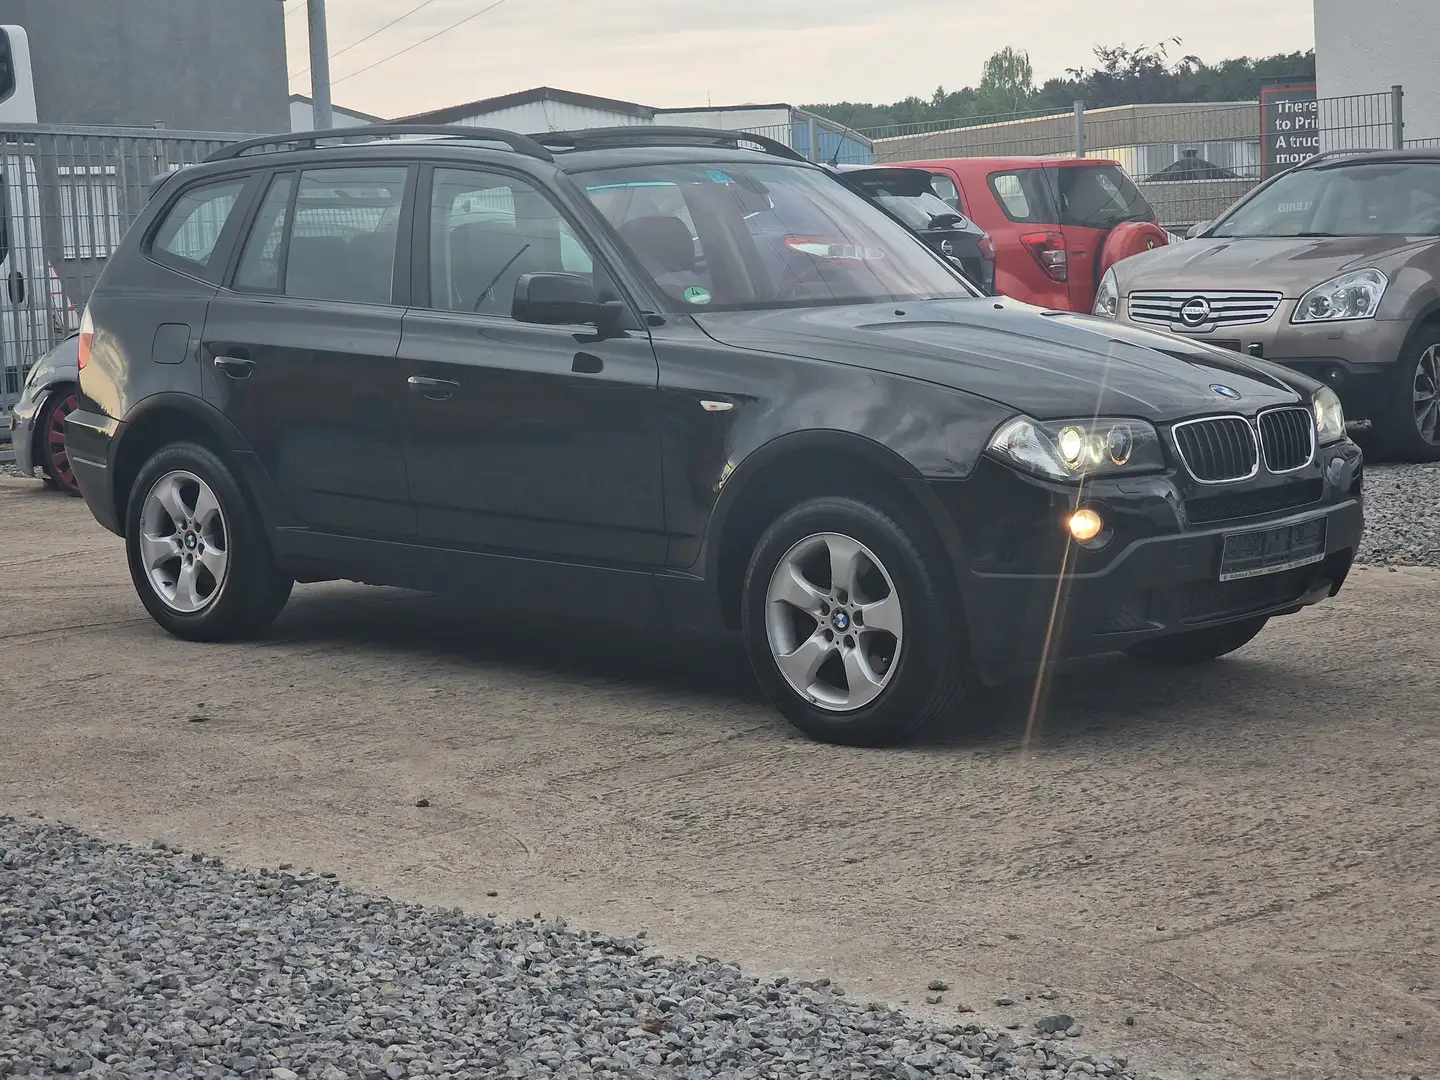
<box><xmin>284</xmin><ymin>0</ymin><xmax>1316</xmax><ymax>118</ymax></box>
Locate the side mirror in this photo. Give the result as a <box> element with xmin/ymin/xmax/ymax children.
<box><xmin>513</xmin><ymin>272</ymin><xmax>612</xmax><ymax>326</ymax></box>
<box><xmin>1185</xmin><ymin>221</ymin><xmax>1207</xmax><ymax>240</ymax></box>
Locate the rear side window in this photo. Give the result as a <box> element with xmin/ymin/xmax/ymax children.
<box><xmin>1055</xmin><ymin>165</ymin><xmax>1154</xmax><ymax>228</ymax></box>
<box><xmin>988</xmin><ymin>170</ymin><xmax>1053</xmax><ymax>223</ymax></box>
<box><xmin>152</xmin><ymin>179</ymin><xmax>247</xmax><ymax>270</ymax></box>
<box><xmin>234</xmin><ymin>166</ymin><xmax>406</xmax><ymax>304</ymax></box>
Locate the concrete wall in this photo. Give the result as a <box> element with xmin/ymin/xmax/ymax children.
<box><xmin>1315</xmin><ymin>0</ymin><xmax>1438</xmax><ymax>142</ymax></box>
<box><xmin>0</xmin><ymin>0</ymin><xmax>287</xmax><ymax>132</ymax></box>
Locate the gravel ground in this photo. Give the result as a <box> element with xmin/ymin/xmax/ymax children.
<box><xmin>1356</xmin><ymin>462</ymin><xmax>1440</xmax><ymax>566</ymax></box>
<box><xmin>1</xmin><ymin>818</ymin><xmax>1138</xmax><ymax>1080</ymax></box>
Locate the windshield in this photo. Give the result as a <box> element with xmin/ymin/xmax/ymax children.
<box><xmin>1213</xmin><ymin>162</ymin><xmax>1440</xmax><ymax>238</ymax></box>
<box><xmin>576</xmin><ymin>161</ymin><xmax>976</xmax><ymax>311</ymax></box>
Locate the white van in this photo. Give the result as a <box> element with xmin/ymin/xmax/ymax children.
<box><xmin>0</xmin><ymin>25</ymin><xmax>66</xmax><ymax>407</ymax></box>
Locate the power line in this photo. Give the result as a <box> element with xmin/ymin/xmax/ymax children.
<box><xmin>332</xmin><ymin>0</ymin><xmax>516</xmax><ymax>87</ymax></box>
<box><xmin>291</xmin><ymin>0</ymin><xmax>443</xmax><ymax>81</ymax></box>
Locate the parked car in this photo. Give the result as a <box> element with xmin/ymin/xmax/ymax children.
<box><xmin>898</xmin><ymin>157</ymin><xmax>1169</xmax><ymax>311</ymax></box>
<box><xmin>833</xmin><ymin>165</ymin><xmax>995</xmax><ymax>293</ymax></box>
<box><xmin>67</xmin><ymin>124</ymin><xmax>1363</xmax><ymax>746</ymax></box>
<box><xmin>1096</xmin><ymin>148</ymin><xmax>1440</xmax><ymax>461</ymax></box>
<box><xmin>6</xmin><ymin>330</ymin><xmax>80</xmax><ymax>493</ymax></box>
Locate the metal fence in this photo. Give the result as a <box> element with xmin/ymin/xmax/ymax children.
<box><xmin>0</xmin><ymin>123</ymin><xmax>243</xmax><ymax>411</ymax></box>
<box><xmin>751</xmin><ymin>89</ymin><xmax>1409</xmax><ymax>233</ymax></box>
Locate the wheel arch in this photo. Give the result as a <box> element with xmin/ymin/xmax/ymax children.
<box><xmin>703</xmin><ymin>429</ymin><xmax>968</xmax><ymax>632</ymax></box>
<box><xmin>111</xmin><ymin>393</ymin><xmax>295</xmax><ymax>529</ymax></box>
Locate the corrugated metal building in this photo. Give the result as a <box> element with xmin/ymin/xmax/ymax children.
<box><xmin>289</xmin><ymin>95</ymin><xmax>384</xmax><ymax>132</ymax></box>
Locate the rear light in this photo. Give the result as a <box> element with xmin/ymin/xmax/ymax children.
<box><xmin>78</xmin><ymin>306</ymin><xmax>93</xmax><ymax>370</ymax></box>
<box><xmin>1019</xmin><ymin>230</ymin><xmax>1068</xmax><ymax>282</ymax></box>
<box><xmin>978</xmin><ymin>234</ymin><xmax>996</xmax><ymax>262</ymax></box>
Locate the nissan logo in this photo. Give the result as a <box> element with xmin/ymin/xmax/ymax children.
<box><xmin>940</xmin><ymin>239</ymin><xmax>954</xmax><ymax>256</ymax></box>
<box><xmin>1179</xmin><ymin>296</ymin><xmax>1212</xmax><ymax>327</ymax></box>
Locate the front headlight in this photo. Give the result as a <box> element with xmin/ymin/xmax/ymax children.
<box><xmin>1093</xmin><ymin>267</ymin><xmax>1119</xmax><ymax>318</ymax></box>
<box><xmin>1291</xmin><ymin>268</ymin><xmax>1387</xmax><ymax>323</ymax></box>
<box><xmin>987</xmin><ymin>415</ymin><xmax>1165</xmax><ymax>482</ymax></box>
<box><xmin>1312</xmin><ymin>386</ymin><xmax>1346</xmax><ymax>445</ymax></box>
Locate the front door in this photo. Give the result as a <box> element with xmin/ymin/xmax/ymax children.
<box><xmin>201</xmin><ymin>164</ymin><xmax>415</xmax><ymax>538</ymax></box>
<box><xmin>400</xmin><ymin>165</ymin><xmax>664</xmax><ymax>566</ymax></box>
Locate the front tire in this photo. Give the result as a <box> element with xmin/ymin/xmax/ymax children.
<box><xmin>1378</xmin><ymin>331</ymin><xmax>1440</xmax><ymax>462</ymax></box>
<box><xmin>125</xmin><ymin>442</ymin><xmax>292</xmax><ymax>642</ymax></box>
<box><xmin>741</xmin><ymin>493</ymin><xmax>972</xmax><ymax>747</ymax></box>
<box><xmin>1125</xmin><ymin>616</ymin><xmax>1269</xmax><ymax>665</ymax></box>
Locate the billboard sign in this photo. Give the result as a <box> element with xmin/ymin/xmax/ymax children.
<box><xmin>1261</xmin><ymin>82</ymin><xmax>1319</xmax><ymax>178</ymax></box>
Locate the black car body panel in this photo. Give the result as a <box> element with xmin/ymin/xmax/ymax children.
<box><xmin>70</xmin><ymin>129</ymin><xmax>1363</xmax><ymax>688</ymax></box>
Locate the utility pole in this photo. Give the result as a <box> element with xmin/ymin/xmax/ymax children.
<box><xmin>308</xmin><ymin>0</ymin><xmax>333</xmax><ymax>130</ymax></box>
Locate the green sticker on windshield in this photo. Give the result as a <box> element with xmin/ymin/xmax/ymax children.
<box><xmin>683</xmin><ymin>286</ymin><xmax>713</xmax><ymax>305</ymax></box>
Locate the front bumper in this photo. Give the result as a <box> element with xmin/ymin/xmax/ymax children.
<box><xmin>1116</xmin><ymin>300</ymin><xmax>1411</xmax><ymax>420</ymax></box>
<box><xmin>931</xmin><ymin>441</ymin><xmax>1364</xmax><ymax>684</ymax></box>
<box><xmin>6</xmin><ymin>385</ymin><xmax>48</xmax><ymax>476</ymax></box>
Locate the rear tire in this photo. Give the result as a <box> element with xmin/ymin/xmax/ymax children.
<box><xmin>125</xmin><ymin>442</ymin><xmax>292</xmax><ymax>642</ymax></box>
<box><xmin>741</xmin><ymin>493</ymin><xmax>972</xmax><ymax>747</ymax></box>
<box><xmin>1377</xmin><ymin>330</ymin><xmax>1440</xmax><ymax>462</ymax></box>
<box><xmin>36</xmin><ymin>385</ymin><xmax>81</xmax><ymax>496</ymax></box>
<box><xmin>1125</xmin><ymin>616</ymin><xmax>1268</xmax><ymax>665</ymax></box>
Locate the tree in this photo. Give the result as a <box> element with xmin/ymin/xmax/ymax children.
<box><xmin>978</xmin><ymin>47</ymin><xmax>1035</xmax><ymax>114</ymax></box>
<box><xmin>803</xmin><ymin>43</ymin><xmax>1316</xmax><ymax>135</ymax></box>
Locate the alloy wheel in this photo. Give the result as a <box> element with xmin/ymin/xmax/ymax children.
<box><xmin>764</xmin><ymin>531</ymin><xmax>904</xmax><ymax>712</ymax></box>
<box><xmin>139</xmin><ymin>470</ymin><xmax>230</xmax><ymax>614</ymax></box>
<box><xmin>1416</xmin><ymin>344</ymin><xmax>1440</xmax><ymax>445</ymax></box>
<box><xmin>45</xmin><ymin>393</ymin><xmax>79</xmax><ymax>491</ymax></box>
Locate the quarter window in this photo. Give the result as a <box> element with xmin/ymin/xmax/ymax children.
<box><xmin>152</xmin><ymin>179</ymin><xmax>247</xmax><ymax>270</ymax></box>
<box><xmin>426</xmin><ymin>167</ymin><xmax>595</xmax><ymax>316</ymax></box>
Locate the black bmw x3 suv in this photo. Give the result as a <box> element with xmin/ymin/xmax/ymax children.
<box><xmin>67</xmin><ymin>125</ymin><xmax>1364</xmax><ymax>746</ymax></box>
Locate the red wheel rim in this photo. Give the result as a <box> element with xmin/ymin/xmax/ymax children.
<box><xmin>45</xmin><ymin>393</ymin><xmax>80</xmax><ymax>493</ymax></box>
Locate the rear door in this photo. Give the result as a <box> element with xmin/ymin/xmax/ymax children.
<box><xmin>201</xmin><ymin>163</ymin><xmax>416</xmax><ymax>539</ymax></box>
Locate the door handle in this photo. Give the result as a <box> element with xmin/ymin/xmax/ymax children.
<box><xmin>408</xmin><ymin>375</ymin><xmax>459</xmax><ymax>401</ymax></box>
<box><xmin>214</xmin><ymin>355</ymin><xmax>255</xmax><ymax>378</ymax></box>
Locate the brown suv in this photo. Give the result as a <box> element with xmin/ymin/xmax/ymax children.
<box><xmin>1094</xmin><ymin>149</ymin><xmax>1440</xmax><ymax>460</ymax></box>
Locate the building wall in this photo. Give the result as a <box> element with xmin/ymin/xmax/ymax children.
<box><xmin>1315</xmin><ymin>0</ymin><xmax>1438</xmax><ymax>142</ymax></box>
<box><xmin>660</xmin><ymin>107</ymin><xmax>794</xmax><ymax>141</ymax></box>
<box><xmin>290</xmin><ymin>101</ymin><xmax>380</xmax><ymax>132</ymax></box>
<box><xmin>451</xmin><ymin>101</ymin><xmax>650</xmax><ymax>133</ymax></box>
<box><xmin>0</xmin><ymin>0</ymin><xmax>287</xmax><ymax>132</ymax></box>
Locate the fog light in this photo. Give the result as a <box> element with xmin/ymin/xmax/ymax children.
<box><xmin>1067</xmin><ymin>507</ymin><xmax>1105</xmax><ymax>543</ymax></box>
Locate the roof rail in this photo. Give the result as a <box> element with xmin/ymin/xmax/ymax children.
<box><xmin>532</xmin><ymin>126</ymin><xmax>809</xmax><ymax>162</ymax></box>
<box><xmin>204</xmin><ymin>124</ymin><xmax>555</xmax><ymax>163</ymax></box>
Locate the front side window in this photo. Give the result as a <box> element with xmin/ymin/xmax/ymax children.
<box><xmin>426</xmin><ymin>167</ymin><xmax>595</xmax><ymax>316</ymax></box>
<box><xmin>152</xmin><ymin>178</ymin><xmax>247</xmax><ymax>270</ymax></box>
<box><xmin>275</xmin><ymin>166</ymin><xmax>405</xmax><ymax>304</ymax></box>
<box><xmin>1213</xmin><ymin>162</ymin><xmax>1440</xmax><ymax>238</ymax></box>
<box><xmin>578</xmin><ymin>161</ymin><xmax>973</xmax><ymax>311</ymax></box>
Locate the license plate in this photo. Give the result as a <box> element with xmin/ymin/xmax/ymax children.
<box><xmin>1219</xmin><ymin>518</ymin><xmax>1327</xmax><ymax>582</ymax></box>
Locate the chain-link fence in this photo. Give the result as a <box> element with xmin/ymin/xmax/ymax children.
<box><xmin>0</xmin><ymin>124</ymin><xmax>243</xmax><ymax>412</ymax></box>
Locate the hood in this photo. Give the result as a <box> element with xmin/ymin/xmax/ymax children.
<box><xmin>1112</xmin><ymin>235</ymin><xmax>1435</xmax><ymax>295</ymax></box>
<box><xmin>693</xmin><ymin>299</ymin><xmax>1305</xmax><ymax>421</ymax></box>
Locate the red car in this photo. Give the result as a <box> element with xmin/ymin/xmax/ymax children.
<box><xmin>893</xmin><ymin>157</ymin><xmax>1170</xmax><ymax>312</ymax></box>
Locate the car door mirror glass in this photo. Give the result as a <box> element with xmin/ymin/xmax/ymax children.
<box><xmin>513</xmin><ymin>271</ymin><xmax>603</xmax><ymax>325</ymax></box>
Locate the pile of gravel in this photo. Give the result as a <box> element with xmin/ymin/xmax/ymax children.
<box><xmin>0</xmin><ymin>818</ymin><xmax>1142</xmax><ymax>1080</ymax></box>
<box><xmin>1356</xmin><ymin>463</ymin><xmax>1440</xmax><ymax>567</ymax></box>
